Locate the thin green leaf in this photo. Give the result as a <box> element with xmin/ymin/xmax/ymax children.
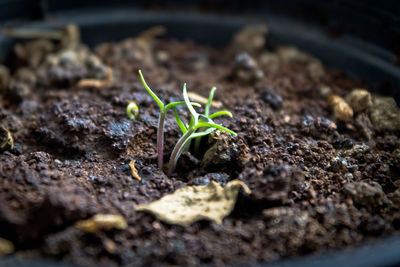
<box><xmin>165</xmin><ymin>101</ymin><xmax>201</xmax><ymax>111</ymax></box>
<box><xmin>182</xmin><ymin>83</ymin><xmax>198</xmax><ymax>125</ymax></box>
<box><xmin>205</xmin><ymin>87</ymin><xmax>216</xmax><ymax>117</ymax></box>
<box><xmin>195</xmin><ymin>122</ymin><xmax>237</xmax><ymax>136</ymax></box>
<box><xmin>191</xmin><ymin>128</ymin><xmax>216</xmax><ymax>139</ymax></box>
<box><xmin>138</xmin><ymin>70</ymin><xmax>164</xmax><ymax>110</ymax></box>
<box><xmin>173</xmin><ymin>107</ymin><xmax>187</xmax><ymax>134</ymax></box>
<box><xmin>199</xmin><ymin>114</ymin><xmax>212</xmax><ymax>122</ymax></box>
<box><xmin>209</xmin><ymin>110</ymin><xmax>233</xmax><ymax>119</ymax></box>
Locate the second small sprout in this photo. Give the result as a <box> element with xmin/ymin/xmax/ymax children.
<box><xmin>167</xmin><ymin>84</ymin><xmax>236</xmax><ymax>176</ymax></box>
<box><xmin>126</xmin><ymin>101</ymin><xmax>139</xmax><ymax>120</ymax></box>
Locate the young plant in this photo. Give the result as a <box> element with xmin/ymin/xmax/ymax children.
<box><xmin>193</xmin><ymin>86</ymin><xmax>221</xmax><ymax>156</ymax></box>
<box><xmin>167</xmin><ymin>84</ymin><xmax>236</xmax><ymax>176</ymax></box>
<box><xmin>137</xmin><ymin>70</ymin><xmax>200</xmax><ymax>170</ymax></box>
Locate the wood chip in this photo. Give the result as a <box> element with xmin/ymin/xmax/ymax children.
<box><xmin>188</xmin><ymin>92</ymin><xmax>223</xmax><ymax>108</ymax></box>
<box><xmin>77</xmin><ymin>66</ymin><xmax>113</xmax><ymax>88</ymax></box>
<box><xmin>129</xmin><ymin>160</ymin><xmax>142</xmax><ymax>181</ymax></box>
<box><xmin>75</xmin><ymin>214</ymin><xmax>127</xmax><ymax>233</ymax></box>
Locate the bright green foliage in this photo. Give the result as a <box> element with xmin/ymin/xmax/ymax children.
<box><xmin>167</xmin><ymin>84</ymin><xmax>236</xmax><ymax>176</ymax></box>
<box><xmin>131</xmin><ymin>70</ymin><xmax>236</xmax><ymax>176</ymax></box>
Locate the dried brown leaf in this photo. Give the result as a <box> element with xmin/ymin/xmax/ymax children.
<box><xmin>135</xmin><ymin>180</ymin><xmax>251</xmax><ymax>226</ymax></box>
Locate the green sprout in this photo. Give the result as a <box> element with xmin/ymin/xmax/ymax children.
<box><xmin>137</xmin><ymin>70</ymin><xmax>200</xmax><ymax>170</ymax></box>
<box><xmin>126</xmin><ymin>101</ymin><xmax>139</xmax><ymax>120</ymax></box>
<box><xmin>192</xmin><ymin>86</ymin><xmax>232</xmax><ymax>156</ymax></box>
<box><xmin>167</xmin><ymin>84</ymin><xmax>236</xmax><ymax>176</ymax></box>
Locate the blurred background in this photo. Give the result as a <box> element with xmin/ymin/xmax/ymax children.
<box><xmin>1</xmin><ymin>0</ymin><xmax>399</xmax><ymax>56</ymax></box>
<box><xmin>1</xmin><ymin>0</ymin><xmax>399</xmax><ymax>101</ymax></box>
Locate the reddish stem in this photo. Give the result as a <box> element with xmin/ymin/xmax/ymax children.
<box><xmin>157</xmin><ymin>112</ymin><xmax>166</xmax><ymax>170</ymax></box>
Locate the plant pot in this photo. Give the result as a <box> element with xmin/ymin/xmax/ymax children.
<box><xmin>0</xmin><ymin>3</ymin><xmax>400</xmax><ymax>267</ymax></box>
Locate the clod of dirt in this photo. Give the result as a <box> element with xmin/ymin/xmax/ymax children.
<box><xmin>388</xmin><ymin>189</ymin><xmax>400</xmax><ymax>208</ymax></box>
<box><xmin>75</xmin><ymin>214</ymin><xmax>128</xmax><ymax>233</ymax></box>
<box><xmin>96</xmin><ymin>26</ymin><xmax>165</xmax><ymax>67</ymax></box>
<box><xmin>77</xmin><ymin>66</ymin><xmax>113</xmax><ymax>88</ymax></box>
<box><xmin>277</xmin><ymin>47</ymin><xmax>318</xmax><ymax>64</ymax></box>
<box><xmin>261</xmin><ymin>86</ymin><xmax>283</xmax><ymax>110</ymax></box>
<box><xmin>262</xmin><ymin>207</ymin><xmax>310</xmax><ymax>227</ymax></box>
<box><xmin>184</xmin><ymin>51</ymin><xmax>209</xmax><ymax>71</ymax></box>
<box><xmin>344</xmin><ymin>182</ymin><xmax>389</xmax><ymax>211</ymax></box>
<box><xmin>393</xmin><ymin>148</ymin><xmax>400</xmax><ymax>170</ymax></box>
<box><xmin>258</xmin><ymin>52</ymin><xmax>280</xmax><ymax>73</ymax></box>
<box><xmin>277</xmin><ymin>47</ymin><xmax>325</xmax><ymax>80</ymax></box>
<box><xmin>201</xmin><ymin>130</ymin><xmax>238</xmax><ymax>169</ymax></box>
<box><xmin>5</xmin><ymin>80</ymin><xmax>31</xmax><ymax>103</ymax></box>
<box><xmin>354</xmin><ymin>113</ymin><xmax>374</xmax><ymax>140</ymax></box>
<box><xmin>317</xmin><ymin>85</ymin><xmax>333</xmax><ymax>98</ymax></box>
<box><xmin>369</xmin><ymin>96</ymin><xmax>400</xmax><ymax>132</ymax></box>
<box><xmin>0</xmin><ymin>65</ymin><xmax>10</xmax><ymax>90</ymax></box>
<box><xmin>0</xmin><ymin>237</ymin><xmax>14</xmax><ymax>256</ymax></box>
<box><xmin>188</xmin><ymin>172</ymin><xmax>230</xmax><ymax>186</ymax></box>
<box><xmin>343</xmin><ymin>143</ymin><xmax>370</xmax><ymax>160</ymax></box>
<box><xmin>230</xmin><ymin>25</ymin><xmax>268</xmax><ymax>56</ymax></box>
<box><xmin>14</xmin><ymin>68</ymin><xmax>37</xmax><ymax>86</ymax></box>
<box><xmin>300</xmin><ymin>115</ymin><xmax>337</xmax><ymax>139</ymax></box>
<box><xmin>244</xmin><ymin>164</ymin><xmax>304</xmax><ymax>203</ymax></box>
<box><xmin>345</xmin><ymin>89</ymin><xmax>372</xmax><ymax>113</ymax></box>
<box><xmin>327</xmin><ymin>95</ymin><xmax>354</xmax><ymax>122</ymax></box>
<box><xmin>0</xmin><ymin>126</ymin><xmax>14</xmax><ymax>152</ymax></box>
<box><xmin>233</xmin><ymin>52</ymin><xmax>264</xmax><ymax>84</ymax></box>
<box><xmin>135</xmin><ymin>180</ymin><xmax>251</xmax><ymax>226</ymax></box>
<box><xmin>13</xmin><ymin>39</ymin><xmax>56</xmax><ymax>68</ymax></box>
<box><xmin>329</xmin><ymin>157</ymin><xmax>349</xmax><ymax>173</ymax></box>
<box><xmin>40</xmin><ymin>46</ymin><xmax>109</xmax><ymax>87</ymax></box>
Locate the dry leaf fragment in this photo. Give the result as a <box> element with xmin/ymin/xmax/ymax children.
<box><xmin>129</xmin><ymin>160</ymin><xmax>142</xmax><ymax>181</ymax></box>
<box><xmin>135</xmin><ymin>180</ymin><xmax>251</xmax><ymax>226</ymax></box>
<box><xmin>328</xmin><ymin>95</ymin><xmax>354</xmax><ymax>122</ymax></box>
<box><xmin>75</xmin><ymin>214</ymin><xmax>127</xmax><ymax>233</ymax></box>
<box><xmin>188</xmin><ymin>92</ymin><xmax>223</xmax><ymax>108</ymax></box>
<box><xmin>0</xmin><ymin>237</ymin><xmax>14</xmax><ymax>256</ymax></box>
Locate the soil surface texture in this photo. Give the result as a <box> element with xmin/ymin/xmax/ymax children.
<box><xmin>0</xmin><ymin>26</ymin><xmax>400</xmax><ymax>266</ymax></box>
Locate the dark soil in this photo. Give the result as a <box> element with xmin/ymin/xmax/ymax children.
<box><xmin>0</xmin><ymin>27</ymin><xmax>400</xmax><ymax>266</ymax></box>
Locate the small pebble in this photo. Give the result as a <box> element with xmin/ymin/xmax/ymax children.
<box><xmin>328</xmin><ymin>95</ymin><xmax>354</xmax><ymax>122</ymax></box>
<box><xmin>345</xmin><ymin>89</ymin><xmax>372</xmax><ymax>113</ymax></box>
<box><xmin>261</xmin><ymin>87</ymin><xmax>283</xmax><ymax>110</ymax></box>
<box><xmin>369</xmin><ymin>96</ymin><xmax>400</xmax><ymax>132</ymax></box>
<box><xmin>233</xmin><ymin>52</ymin><xmax>264</xmax><ymax>83</ymax></box>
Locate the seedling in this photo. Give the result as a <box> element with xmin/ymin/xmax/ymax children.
<box><xmin>126</xmin><ymin>101</ymin><xmax>139</xmax><ymax>120</ymax></box>
<box><xmin>167</xmin><ymin>84</ymin><xmax>236</xmax><ymax>176</ymax></box>
<box><xmin>138</xmin><ymin>70</ymin><xmax>200</xmax><ymax>169</ymax></box>
<box><xmin>193</xmin><ymin>86</ymin><xmax>217</xmax><ymax>156</ymax></box>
